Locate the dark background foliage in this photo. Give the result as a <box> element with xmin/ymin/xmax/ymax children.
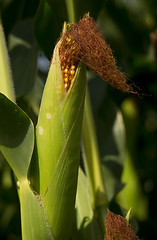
<box><xmin>0</xmin><ymin>0</ymin><xmax>157</xmax><ymax>239</ymax></box>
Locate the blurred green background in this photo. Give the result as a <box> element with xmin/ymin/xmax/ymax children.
<box><xmin>0</xmin><ymin>0</ymin><xmax>157</xmax><ymax>239</ymax></box>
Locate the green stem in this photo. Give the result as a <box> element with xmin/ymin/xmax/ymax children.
<box><xmin>82</xmin><ymin>89</ymin><xmax>107</xmax><ymax>235</ymax></box>
<box><xmin>82</xmin><ymin>89</ymin><xmax>108</xmax><ymax>206</ymax></box>
<box><xmin>0</xmin><ymin>16</ymin><xmax>15</xmax><ymax>102</ymax></box>
<box><xmin>65</xmin><ymin>0</ymin><xmax>76</xmax><ymax>23</ymax></box>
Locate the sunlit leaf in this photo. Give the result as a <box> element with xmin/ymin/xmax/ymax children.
<box><xmin>20</xmin><ymin>179</ymin><xmax>53</xmax><ymax>240</ymax></box>
<box><xmin>0</xmin><ymin>17</ymin><xmax>15</xmax><ymax>101</ymax></box>
<box><xmin>71</xmin><ymin>168</ymin><xmax>102</xmax><ymax>240</ymax></box>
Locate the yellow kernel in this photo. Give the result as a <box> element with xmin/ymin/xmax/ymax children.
<box><xmin>71</xmin><ymin>65</ymin><xmax>75</xmax><ymax>70</ymax></box>
<box><xmin>64</xmin><ymin>83</ymin><xmax>68</xmax><ymax>89</ymax></box>
<box><xmin>64</xmin><ymin>73</ymin><xmax>68</xmax><ymax>78</ymax></box>
<box><xmin>64</xmin><ymin>77</ymin><xmax>68</xmax><ymax>83</ymax></box>
<box><xmin>64</xmin><ymin>68</ymin><xmax>68</xmax><ymax>73</ymax></box>
<box><xmin>70</xmin><ymin>70</ymin><xmax>75</xmax><ymax>75</ymax></box>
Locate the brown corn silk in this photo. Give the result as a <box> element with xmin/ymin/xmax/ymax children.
<box><xmin>59</xmin><ymin>14</ymin><xmax>136</xmax><ymax>93</ymax></box>
<box><xmin>104</xmin><ymin>210</ymin><xmax>139</xmax><ymax>240</ymax></box>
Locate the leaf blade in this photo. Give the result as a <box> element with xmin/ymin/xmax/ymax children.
<box><xmin>0</xmin><ymin>93</ymin><xmax>34</xmax><ymax>180</ymax></box>
<box><xmin>20</xmin><ymin>179</ymin><xmax>53</xmax><ymax>240</ymax></box>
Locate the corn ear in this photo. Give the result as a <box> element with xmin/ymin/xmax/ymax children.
<box><xmin>36</xmin><ymin>29</ymin><xmax>86</xmax><ymax>239</ymax></box>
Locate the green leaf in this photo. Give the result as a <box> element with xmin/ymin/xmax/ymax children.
<box><xmin>82</xmin><ymin>89</ymin><xmax>107</xmax><ymax>236</ymax></box>
<box><xmin>0</xmin><ymin>93</ymin><xmax>34</xmax><ymax>181</ymax></box>
<box><xmin>34</xmin><ymin>0</ymin><xmax>68</xmax><ymax>58</ymax></box>
<box><xmin>71</xmin><ymin>168</ymin><xmax>102</xmax><ymax>240</ymax></box>
<box><xmin>102</xmin><ymin>109</ymin><xmax>126</xmax><ymax>201</ymax></box>
<box><xmin>0</xmin><ymin>17</ymin><xmax>15</xmax><ymax>102</ymax></box>
<box><xmin>1</xmin><ymin>0</ymin><xmax>39</xmax><ymax>36</ymax></box>
<box><xmin>9</xmin><ymin>19</ymin><xmax>38</xmax><ymax>97</ymax></box>
<box><xmin>20</xmin><ymin>179</ymin><xmax>53</xmax><ymax>240</ymax></box>
<box><xmin>82</xmin><ymin>89</ymin><xmax>107</xmax><ymax>208</ymax></box>
<box><xmin>1</xmin><ymin>0</ymin><xmax>26</xmax><ymax>36</ymax></box>
<box><xmin>116</xmin><ymin>98</ymin><xmax>148</xmax><ymax>221</ymax></box>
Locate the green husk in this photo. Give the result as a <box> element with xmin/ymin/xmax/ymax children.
<box><xmin>20</xmin><ymin>179</ymin><xmax>53</xmax><ymax>240</ymax></box>
<box><xmin>36</xmin><ymin>33</ymin><xmax>86</xmax><ymax>239</ymax></box>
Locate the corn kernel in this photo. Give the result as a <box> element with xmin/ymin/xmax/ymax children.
<box><xmin>71</xmin><ymin>65</ymin><xmax>75</xmax><ymax>70</ymax></box>
<box><xmin>64</xmin><ymin>77</ymin><xmax>68</xmax><ymax>83</ymax></box>
<box><xmin>70</xmin><ymin>70</ymin><xmax>75</xmax><ymax>75</ymax></box>
<box><xmin>65</xmin><ymin>83</ymin><xmax>68</xmax><ymax>89</ymax></box>
<box><xmin>64</xmin><ymin>73</ymin><xmax>68</xmax><ymax>78</ymax></box>
<box><xmin>64</xmin><ymin>68</ymin><xmax>69</xmax><ymax>74</ymax></box>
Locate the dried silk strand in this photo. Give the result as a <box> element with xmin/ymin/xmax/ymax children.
<box><xmin>59</xmin><ymin>14</ymin><xmax>137</xmax><ymax>93</ymax></box>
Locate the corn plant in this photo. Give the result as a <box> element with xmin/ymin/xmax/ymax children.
<box><xmin>0</xmin><ymin>2</ymin><xmax>140</xmax><ymax>240</ymax></box>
